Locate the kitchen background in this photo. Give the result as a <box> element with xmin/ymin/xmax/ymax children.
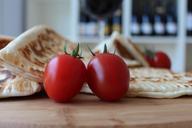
<box><xmin>0</xmin><ymin>0</ymin><xmax>192</xmax><ymax>72</ymax></box>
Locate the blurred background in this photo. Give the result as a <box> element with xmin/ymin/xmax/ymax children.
<box><xmin>0</xmin><ymin>0</ymin><xmax>192</xmax><ymax>72</ymax></box>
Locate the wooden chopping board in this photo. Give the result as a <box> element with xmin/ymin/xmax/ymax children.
<box><xmin>0</xmin><ymin>94</ymin><xmax>192</xmax><ymax>128</ymax></box>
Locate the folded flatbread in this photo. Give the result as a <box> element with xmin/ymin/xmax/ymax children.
<box><xmin>81</xmin><ymin>68</ymin><xmax>192</xmax><ymax>98</ymax></box>
<box><xmin>93</xmin><ymin>32</ymin><xmax>149</xmax><ymax>68</ymax></box>
<box><xmin>0</xmin><ymin>36</ymin><xmax>41</xmax><ymax>98</ymax></box>
<box><xmin>0</xmin><ymin>25</ymin><xmax>76</xmax><ymax>82</ymax></box>
<box><xmin>0</xmin><ymin>66</ymin><xmax>41</xmax><ymax>98</ymax></box>
<box><xmin>128</xmin><ymin>68</ymin><xmax>192</xmax><ymax>98</ymax></box>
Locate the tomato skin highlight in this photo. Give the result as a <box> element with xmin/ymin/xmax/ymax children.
<box><xmin>87</xmin><ymin>53</ymin><xmax>129</xmax><ymax>102</ymax></box>
<box><xmin>44</xmin><ymin>54</ymin><xmax>86</xmax><ymax>103</ymax></box>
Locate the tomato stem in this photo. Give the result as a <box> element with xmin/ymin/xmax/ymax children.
<box><xmin>72</xmin><ymin>43</ymin><xmax>79</xmax><ymax>56</ymax></box>
<box><xmin>145</xmin><ymin>49</ymin><xmax>155</xmax><ymax>59</ymax></box>
<box><xmin>64</xmin><ymin>44</ymin><xmax>68</xmax><ymax>54</ymax></box>
<box><xmin>63</xmin><ymin>43</ymin><xmax>83</xmax><ymax>59</ymax></box>
<box><xmin>103</xmin><ymin>44</ymin><xmax>108</xmax><ymax>53</ymax></box>
<box><xmin>88</xmin><ymin>44</ymin><xmax>110</xmax><ymax>56</ymax></box>
<box><xmin>87</xmin><ymin>46</ymin><xmax>95</xmax><ymax>56</ymax></box>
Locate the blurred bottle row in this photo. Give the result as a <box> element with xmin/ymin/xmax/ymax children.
<box><xmin>79</xmin><ymin>9</ymin><xmax>122</xmax><ymax>37</ymax></box>
<box><xmin>131</xmin><ymin>15</ymin><xmax>177</xmax><ymax>36</ymax></box>
<box><xmin>187</xmin><ymin>0</ymin><xmax>192</xmax><ymax>36</ymax></box>
<box><xmin>131</xmin><ymin>11</ymin><xmax>192</xmax><ymax>36</ymax></box>
<box><xmin>131</xmin><ymin>0</ymin><xmax>178</xmax><ymax>36</ymax></box>
<box><xmin>79</xmin><ymin>0</ymin><xmax>192</xmax><ymax>38</ymax></box>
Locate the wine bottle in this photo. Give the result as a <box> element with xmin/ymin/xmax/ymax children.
<box><xmin>154</xmin><ymin>15</ymin><xmax>165</xmax><ymax>35</ymax></box>
<box><xmin>79</xmin><ymin>14</ymin><xmax>87</xmax><ymax>36</ymax></box>
<box><xmin>187</xmin><ymin>0</ymin><xmax>192</xmax><ymax>36</ymax></box>
<box><xmin>187</xmin><ymin>11</ymin><xmax>192</xmax><ymax>36</ymax></box>
<box><xmin>112</xmin><ymin>9</ymin><xmax>121</xmax><ymax>33</ymax></box>
<box><xmin>86</xmin><ymin>17</ymin><xmax>98</xmax><ymax>37</ymax></box>
<box><xmin>165</xmin><ymin>0</ymin><xmax>177</xmax><ymax>36</ymax></box>
<box><xmin>104</xmin><ymin>18</ymin><xmax>111</xmax><ymax>36</ymax></box>
<box><xmin>141</xmin><ymin>15</ymin><xmax>152</xmax><ymax>35</ymax></box>
<box><xmin>131</xmin><ymin>15</ymin><xmax>140</xmax><ymax>35</ymax></box>
<box><xmin>166</xmin><ymin>15</ymin><xmax>177</xmax><ymax>36</ymax></box>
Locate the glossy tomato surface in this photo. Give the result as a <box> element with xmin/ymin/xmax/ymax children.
<box><xmin>145</xmin><ymin>51</ymin><xmax>171</xmax><ymax>69</ymax></box>
<box><xmin>145</xmin><ymin>56</ymin><xmax>156</xmax><ymax>67</ymax></box>
<box><xmin>154</xmin><ymin>52</ymin><xmax>171</xmax><ymax>69</ymax></box>
<box><xmin>87</xmin><ymin>53</ymin><xmax>129</xmax><ymax>102</ymax></box>
<box><xmin>44</xmin><ymin>54</ymin><xmax>86</xmax><ymax>102</ymax></box>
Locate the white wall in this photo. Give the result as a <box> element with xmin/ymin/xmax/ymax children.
<box><xmin>26</xmin><ymin>0</ymin><xmax>73</xmax><ymax>39</ymax></box>
<box><xmin>0</xmin><ymin>0</ymin><xmax>24</xmax><ymax>36</ymax></box>
<box><xmin>0</xmin><ymin>1</ymin><xmax>3</xmax><ymax>34</ymax></box>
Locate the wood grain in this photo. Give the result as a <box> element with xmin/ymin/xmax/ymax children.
<box><xmin>0</xmin><ymin>94</ymin><xmax>192</xmax><ymax>128</ymax></box>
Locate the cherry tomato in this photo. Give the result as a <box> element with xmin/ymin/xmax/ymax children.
<box><xmin>145</xmin><ymin>56</ymin><xmax>156</xmax><ymax>67</ymax></box>
<box><xmin>87</xmin><ymin>53</ymin><xmax>129</xmax><ymax>102</ymax></box>
<box><xmin>145</xmin><ymin>51</ymin><xmax>171</xmax><ymax>69</ymax></box>
<box><xmin>44</xmin><ymin>54</ymin><xmax>86</xmax><ymax>103</ymax></box>
<box><xmin>154</xmin><ymin>51</ymin><xmax>171</xmax><ymax>69</ymax></box>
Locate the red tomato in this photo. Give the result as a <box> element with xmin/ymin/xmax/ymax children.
<box><xmin>145</xmin><ymin>51</ymin><xmax>171</xmax><ymax>69</ymax></box>
<box><xmin>87</xmin><ymin>53</ymin><xmax>129</xmax><ymax>102</ymax></box>
<box><xmin>145</xmin><ymin>56</ymin><xmax>156</xmax><ymax>67</ymax></box>
<box><xmin>44</xmin><ymin>54</ymin><xmax>86</xmax><ymax>103</ymax></box>
<box><xmin>153</xmin><ymin>51</ymin><xmax>171</xmax><ymax>69</ymax></box>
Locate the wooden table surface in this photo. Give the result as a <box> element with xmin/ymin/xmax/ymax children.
<box><xmin>0</xmin><ymin>94</ymin><xmax>192</xmax><ymax>128</ymax></box>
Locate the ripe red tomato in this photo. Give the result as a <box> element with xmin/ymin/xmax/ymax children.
<box><xmin>153</xmin><ymin>51</ymin><xmax>171</xmax><ymax>69</ymax></box>
<box><xmin>145</xmin><ymin>51</ymin><xmax>171</xmax><ymax>69</ymax></box>
<box><xmin>87</xmin><ymin>53</ymin><xmax>129</xmax><ymax>102</ymax></box>
<box><xmin>145</xmin><ymin>56</ymin><xmax>156</xmax><ymax>67</ymax></box>
<box><xmin>44</xmin><ymin>54</ymin><xmax>86</xmax><ymax>103</ymax></box>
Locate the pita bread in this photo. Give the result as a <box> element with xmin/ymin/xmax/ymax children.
<box><xmin>0</xmin><ymin>36</ymin><xmax>41</xmax><ymax>98</ymax></box>
<box><xmin>0</xmin><ymin>66</ymin><xmax>41</xmax><ymax>98</ymax></box>
<box><xmin>128</xmin><ymin>68</ymin><xmax>192</xmax><ymax>98</ymax></box>
<box><xmin>0</xmin><ymin>25</ymin><xmax>75</xmax><ymax>82</ymax></box>
<box><xmin>81</xmin><ymin>68</ymin><xmax>192</xmax><ymax>98</ymax></box>
<box><xmin>93</xmin><ymin>32</ymin><xmax>149</xmax><ymax>67</ymax></box>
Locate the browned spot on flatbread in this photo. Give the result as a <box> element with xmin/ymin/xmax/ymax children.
<box><xmin>0</xmin><ymin>38</ymin><xmax>12</xmax><ymax>49</ymax></box>
<box><xmin>29</xmin><ymin>67</ymin><xmax>43</xmax><ymax>77</ymax></box>
<box><xmin>29</xmin><ymin>40</ymin><xmax>44</xmax><ymax>57</ymax></box>
<box><xmin>20</xmin><ymin>46</ymin><xmax>32</xmax><ymax>61</ymax></box>
<box><xmin>45</xmin><ymin>28</ymin><xmax>64</xmax><ymax>41</ymax></box>
<box><xmin>0</xmin><ymin>41</ymin><xmax>10</xmax><ymax>49</ymax></box>
<box><xmin>130</xmin><ymin>78</ymin><xmax>135</xmax><ymax>81</ymax></box>
<box><xmin>45</xmin><ymin>28</ymin><xmax>55</xmax><ymax>35</ymax></box>
<box><xmin>34</xmin><ymin>59</ymin><xmax>44</xmax><ymax>67</ymax></box>
<box><xmin>19</xmin><ymin>31</ymin><xmax>57</xmax><ymax>67</ymax></box>
<box><xmin>114</xmin><ymin>39</ymin><xmax>135</xmax><ymax>60</ymax></box>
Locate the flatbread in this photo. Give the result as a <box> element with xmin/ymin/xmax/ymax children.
<box><xmin>0</xmin><ymin>35</ymin><xmax>13</xmax><ymax>49</ymax></box>
<box><xmin>128</xmin><ymin>68</ymin><xmax>192</xmax><ymax>98</ymax></box>
<box><xmin>93</xmin><ymin>32</ymin><xmax>149</xmax><ymax>67</ymax></box>
<box><xmin>0</xmin><ymin>25</ymin><xmax>75</xmax><ymax>82</ymax></box>
<box><xmin>0</xmin><ymin>36</ymin><xmax>41</xmax><ymax>98</ymax></box>
<box><xmin>0</xmin><ymin>66</ymin><xmax>41</xmax><ymax>98</ymax></box>
<box><xmin>81</xmin><ymin>68</ymin><xmax>192</xmax><ymax>98</ymax></box>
